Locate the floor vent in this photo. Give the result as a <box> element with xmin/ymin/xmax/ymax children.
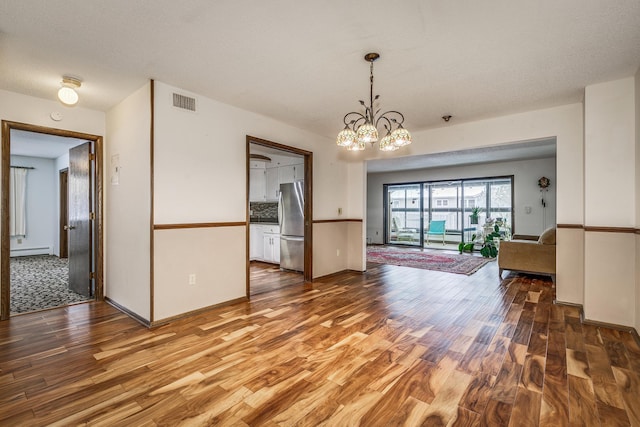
<box><xmin>172</xmin><ymin>93</ymin><xmax>196</xmax><ymax>112</ymax></box>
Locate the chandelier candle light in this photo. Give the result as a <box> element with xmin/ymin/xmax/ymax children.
<box><xmin>336</xmin><ymin>53</ymin><xmax>412</xmax><ymax>151</ymax></box>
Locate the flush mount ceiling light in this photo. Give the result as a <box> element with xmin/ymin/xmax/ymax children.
<box><xmin>57</xmin><ymin>75</ymin><xmax>82</xmax><ymax>106</ymax></box>
<box><xmin>336</xmin><ymin>52</ymin><xmax>412</xmax><ymax>152</ymax></box>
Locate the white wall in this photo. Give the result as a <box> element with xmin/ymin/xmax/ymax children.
<box><xmin>152</xmin><ymin>81</ymin><xmax>350</xmax><ymax>321</ymax></box>
<box><xmin>636</xmin><ymin>68</ymin><xmax>640</xmax><ymax>332</ymax></box>
<box><xmin>585</xmin><ymin>78</ymin><xmax>636</xmax><ymax>227</ymax></box>
<box><xmin>366</xmin><ymin>156</ymin><xmax>557</xmax><ymax>244</ymax></box>
<box><xmin>0</xmin><ymin>89</ymin><xmax>105</xmax><ymax>136</ymax></box>
<box><xmin>634</xmin><ymin>69</ymin><xmax>640</xmax><ymax>332</ymax></box>
<box><xmin>353</xmin><ymin>104</ymin><xmax>583</xmax><ymax>225</ymax></box>
<box><xmin>105</xmin><ymin>83</ymin><xmax>152</xmax><ymax>321</ymax></box>
<box><xmin>9</xmin><ymin>155</ymin><xmax>56</xmax><ymax>256</ymax></box>
<box><xmin>584</xmin><ymin>77</ymin><xmax>636</xmax><ymax>326</ymax></box>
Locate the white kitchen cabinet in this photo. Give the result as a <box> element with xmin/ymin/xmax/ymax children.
<box><xmin>263</xmin><ymin>233</ymin><xmax>280</xmax><ymax>264</ymax></box>
<box><xmin>278</xmin><ymin>163</ymin><xmax>304</xmax><ymax>184</ymax></box>
<box><xmin>249</xmin><ymin>168</ymin><xmax>266</xmax><ymax>202</ymax></box>
<box><xmin>250</xmin><ymin>224</ymin><xmax>280</xmax><ymax>262</ymax></box>
<box><xmin>249</xmin><ymin>225</ymin><xmax>264</xmax><ymax>260</ymax></box>
<box><xmin>265</xmin><ymin>167</ymin><xmax>279</xmax><ymax>201</ymax></box>
<box><xmin>278</xmin><ymin>165</ymin><xmax>294</xmax><ymax>184</ymax></box>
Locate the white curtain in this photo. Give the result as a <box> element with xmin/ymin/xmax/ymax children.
<box><xmin>10</xmin><ymin>167</ymin><xmax>27</xmax><ymax>237</ymax></box>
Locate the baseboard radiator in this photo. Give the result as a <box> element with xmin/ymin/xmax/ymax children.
<box><xmin>10</xmin><ymin>246</ymin><xmax>52</xmax><ymax>257</ymax></box>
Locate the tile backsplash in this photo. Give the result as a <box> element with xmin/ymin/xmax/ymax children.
<box><xmin>250</xmin><ymin>202</ymin><xmax>278</xmax><ymax>223</ymax></box>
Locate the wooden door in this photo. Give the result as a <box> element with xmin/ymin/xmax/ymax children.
<box><xmin>68</xmin><ymin>142</ymin><xmax>92</xmax><ymax>297</ymax></box>
<box><xmin>59</xmin><ymin>169</ymin><xmax>69</xmax><ymax>258</ymax></box>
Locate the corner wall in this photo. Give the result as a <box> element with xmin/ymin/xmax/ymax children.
<box><xmin>152</xmin><ymin>82</ymin><xmax>350</xmax><ymax>321</ymax></box>
<box><xmin>584</xmin><ymin>77</ymin><xmax>636</xmax><ymax>326</ymax></box>
<box><xmin>105</xmin><ymin>83</ymin><xmax>152</xmax><ymax>321</ymax></box>
<box><xmin>636</xmin><ymin>67</ymin><xmax>640</xmax><ymax>333</ymax></box>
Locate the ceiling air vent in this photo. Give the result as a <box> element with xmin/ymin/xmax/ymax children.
<box><xmin>172</xmin><ymin>93</ymin><xmax>196</xmax><ymax>112</ymax></box>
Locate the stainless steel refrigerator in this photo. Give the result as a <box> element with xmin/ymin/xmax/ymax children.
<box><xmin>278</xmin><ymin>181</ymin><xmax>304</xmax><ymax>272</ymax></box>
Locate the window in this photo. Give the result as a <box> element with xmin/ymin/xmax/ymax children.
<box><xmin>384</xmin><ymin>176</ymin><xmax>513</xmax><ymax>247</ymax></box>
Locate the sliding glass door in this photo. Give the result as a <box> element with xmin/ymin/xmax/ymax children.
<box><xmin>426</xmin><ymin>181</ymin><xmax>461</xmax><ymax>246</ymax></box>
<box><xmin>385</xmin><ymin>177</ymin><xmax>514</xmax><ymax>249</ymax></box>
<box><xmin>462</xmin><ymin>181</ymin><xmax>487</xmax><ymax>243</ymax></box>
<box><xmin>386</xmin><ymin>184</ymin><xmax>421</xmax><ymax>246</ymax></box>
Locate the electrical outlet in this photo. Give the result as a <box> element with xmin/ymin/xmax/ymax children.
<box><xmin>338</xmin><ymin>207</ymin><xmax>343</xmax><ymax>215</ymax></box>
<box><xmin>188</xmin><ymin>274</ymin><xmax>196</xmax><ymax>285</ymax></box>
<box><xmin>336</xmin><ymin>249</ymin><xmax>340</xmax><ymax>257</ymax></box>
<box><xmin>17</xmin><ymin>238</ymin><xmax>22</xmax><ymax>244</ymax></box>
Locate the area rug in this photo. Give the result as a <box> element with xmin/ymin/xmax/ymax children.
<box><xmin>10</xmin><ymin>255</ymin><xmax>91</xmax><ymax>314</ymax></box>
<box><xmin>367</xmin><ymin>246</ymin><xmax>492</xmax><ymax>275</ymax></box>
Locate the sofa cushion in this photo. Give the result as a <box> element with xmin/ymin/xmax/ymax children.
<box><xmin>538</xmin><ymin>227</ymin><xmax>556</xmax><ymax>245</ymax></box>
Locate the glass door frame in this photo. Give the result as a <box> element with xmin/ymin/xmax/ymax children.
<box><xmin>384</xmin><ymin>175</ymin><xmax>515</xmax><ymax>248</ymax></box>
<box><xmin>383</xmin><ymin>183</ymin><xmax>424</xmax><ymax>246</ymax></box>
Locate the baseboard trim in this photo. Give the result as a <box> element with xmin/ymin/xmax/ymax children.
<box><xmin>149</xmin><ymin>296</ymin><xmax>248</xmax><ymax>328</ymax></box>
<box><xmin>553</xmin><ymin>300</ymin><xmax>583</xmax><ymax>309</ymax></box>
<box><xmin>582</xmin><ymin>317</ymin><xmax>639</xmax><ymax>333</ymax></box>
<box><xmin>553</xmin><ymin>300</ymin><xmax>639</xmax><ymax>345</ymax></box>
<box><xmin>105</xmin><ymin>297</ymin><xmax>151</xmax><ymax>328</ymax></box>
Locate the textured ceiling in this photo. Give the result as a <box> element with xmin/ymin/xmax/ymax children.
<box><xmin>1</xmin><ymin>0</ymin><xmax>639</xmax><ymax>142</ymax></box>
<box><xmin>366</xmin><ymin>138</ymin><xmax>556</xmax><ymax>173</ymax></box>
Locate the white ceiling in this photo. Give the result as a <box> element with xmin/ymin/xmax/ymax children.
<box><xmin>10</xmin><ymin>130</ymin><xmax>87</xmax><ymax>159</ymax></box>
<box><xmin>1</xmin><ymin>1</ymin><xmax>639</xmax><ymax>163</ymax></box>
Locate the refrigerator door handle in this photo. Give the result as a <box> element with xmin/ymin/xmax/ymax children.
<box><xmin>278</xmin><ymin>190</ymin><xmax>283</xmax><ymax>228</ymax></box>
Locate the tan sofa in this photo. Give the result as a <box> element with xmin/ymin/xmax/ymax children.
<box><xmin>498</xmin><ymin>227</ymin><xmax>556</xmax><ymax>281</ymax></box>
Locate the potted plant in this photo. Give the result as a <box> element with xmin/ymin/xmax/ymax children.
<box><xmin>479</xmin><ymin>224</ymin><xmax>501</xmax><ymax>258</ymax></box>
<box><xmin>458</xmin><ymin>234</ymin><xmax>477</xmax><ymax>253</ymax></box>
<box><xmin>469</xmin><ymin>207</ymin><xmax>481</xmax><ymax>224</ymax></box>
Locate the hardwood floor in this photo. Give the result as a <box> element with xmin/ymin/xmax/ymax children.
<box><xmin>1</xmin><ymin>261</ymin><xmax>639</xmax><ymax>426</ymax></box>
<box><xmin>250</xmin><ymin>261</ymin><xmax>303</xmax><ymax>295</ymax></box>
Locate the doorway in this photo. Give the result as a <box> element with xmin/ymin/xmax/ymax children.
<box><xmin>1</xmin><ymin>121</ymin><xmax>103</xmax><ymax>320</ymax></box>
<box><xmin>246</xmin><ymin>136</ymin><xmax>312</xmax><ymax>296</ymax></box>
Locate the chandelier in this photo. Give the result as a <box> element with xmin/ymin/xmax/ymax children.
<box><xmin>336</xmin><ymin>52</ymin><xmax>412</xmax><ymax>151</ymax></box>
